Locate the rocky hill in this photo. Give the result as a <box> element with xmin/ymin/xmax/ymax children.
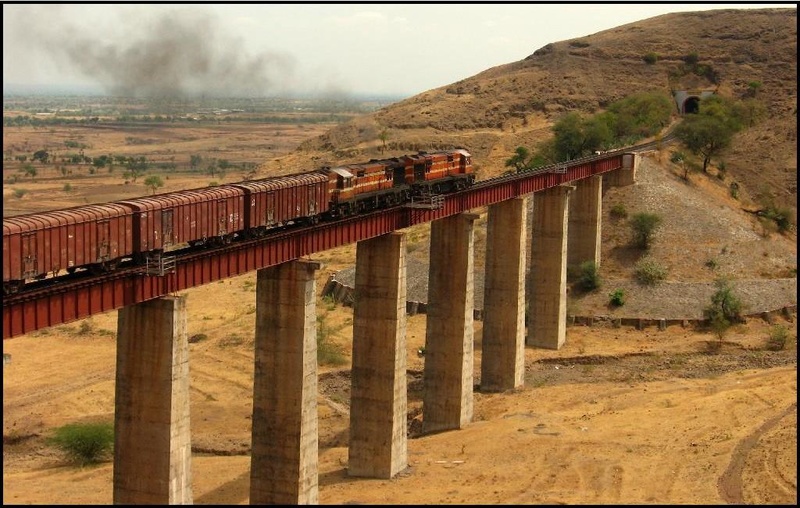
<box><xmin>262</xmin><ymin>7</ymin><xmax>796</xmax><ymax>216</ymax></box>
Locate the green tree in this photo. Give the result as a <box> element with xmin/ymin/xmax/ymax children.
<box><xmin>670</xmin><ymin>151</ymin><xmax>690</xmax><ymax>180</ymax></box>
<box><xmin>528</xmin><ymin>138</ymin><xmax>558</xmax><ymax>169</ymax></box>
<box><xmin>505</xmin><ymin>146</ymin><xmax>532</xmax><ymax>172</ymax></box>
<box><xmin>378</xmin><ymin>128</ymin><xmax>389</xmax><ymax>153</ymax></box>
<box><xmin>206</xmin><ymin>159</ymin><xmax>219</xmax><ymax>178</ymax></box>
<box><xmin>630</xmin><ymin>212</ymin><xmax>662</xmax><ymax>249</ymax></box>
<box><xmin>123</xmin><ymin>156</ymin><xmax>148</xmax><ymax>182</ymax></box>
<box><xmin>190</xmin><ymin>154</ymin><xmax>202</xmax><ymax>170</ymax></box>
<box><xmin>704</xmin><ymin>277</ymin><xmax>743</xmax><ymax>340</ymax></box>
<box><xmin>92</xmin><ymin>155</ymin><xmax>110</xmax><ymax>169</ymax></box>
<box><xmin>674</xmin><ymin>96</ymin><xmax>742</xmax><ymax>173</ymax></box>
<box><xmin>144</xmin><ymin>175</ymin><xmax>164</xmax><ymax>195</ymax></box>
<box><xmin>32</xmin><ymin>149</ymin><xmax>49</xmax><ymax>163</ymax></box>
<box><xmin>21</xmin><ymin>163</ymin><xmax>37</xmax><ymax>179</ymax></box>
<box><xmin>607</xmin><ymin>91</ymin><xmax>673</xmax><ymax>139</ymax></box>
<box><xmin>553</xmin><ymin>112</ymin><xmax>588</xmax><ymax>160</ymax></box>
<box><xmin>583</xmin><ymin>114</ymin><xmax>614</xmax><ymax>151</ymax></box>
<box><xmin>747</xmin><ymin>80</ymin><xmax>762</xmax><ymax>98</ymax></box>
<box><xmin>732</xmin><ymin>98</ymin><xmax>767</xmax><ymax>128</ymax></box>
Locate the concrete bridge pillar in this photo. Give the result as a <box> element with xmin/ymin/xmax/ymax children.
<box><xmin>250</xmin><ymin>260</ymin><xmax>320</xmax><ymax>505</ymax></box>
<box><xmin>114</xmin><ymin>295</ymin><xmax>192</xmax><ymax>505</ymax></box>
<box><xmin>423</xmin><ymin>213</ymin><xmax>478</xmax><ymax>433</ymax></box>
<box><xmin>528</xmin><ymin>186</ymin><xmax>572</xmax><ymax>350</ymax></box>
<box><xmin>568</xmin><ymin>175</ymin><xmax>603</xmax><ymax>269</ymax></box>
<box><xmin>605</xmin><ymin>152</ymin><xmax>639</xmax><ymax>188</ymax></box>
<box><xmin>481</xmin><ymin>197</ymin><xmax>527</xmax><ymax>392</ymax></box>
<box><xmin>349</xmin><ymin>232</ymin><xmax>408</xmax><ymax>478</ymax></box>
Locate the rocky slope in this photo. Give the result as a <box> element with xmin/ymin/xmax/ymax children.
<box><xmin>262</xmin><ymin>8</ymin><xmax>796</xmax><ymax>215</ymax></box>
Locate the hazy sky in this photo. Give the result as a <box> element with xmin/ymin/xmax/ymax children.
<box><xmin>3</xmin><ymin>3</ymin><xmax>793</xmax><ymax>98</ymax></box>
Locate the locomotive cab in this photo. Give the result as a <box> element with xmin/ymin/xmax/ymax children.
<box><xmin>330</xmin><ymin>167</ymin><xmax>354</xmax><ymax>191</ymax></box>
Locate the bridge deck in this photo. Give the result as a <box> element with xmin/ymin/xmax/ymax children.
<box><xmin>3</xmin><ymin>153</ymin><xmax>626</xmax><ymax>339</ymax></box>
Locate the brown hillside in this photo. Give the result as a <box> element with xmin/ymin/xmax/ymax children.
<box><xmin>265</xmin><ymin>8</ymin><xmax>796</xmax><ymax>214</ymax></box>
<box><xmin>3</xmin><ymin>7</ymin><xmax>797</xmax><ymax>505</ymax></box>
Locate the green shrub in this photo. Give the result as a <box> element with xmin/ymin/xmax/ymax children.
<box><xmin>643</xmin><ymin>52</ymin><xmax>659</xmax><ymax>64</ymax></box>
<box><xmin>763</xmin><ymin>206</ymin><xmax>792</xmax><ymax>233</ymax></box>
<box><xmin>729</xmin><ymin>182</ymin><xmax>740</xmax><ymax>199</ymax></box>
<box><xmin>576</xmin><ymin>261</ymin><xmax>601</xmax><ymax>292</ymax></box>
<box><xmin>77</xmin><ymin>321</ymin><xmax>93</xmax><ymax>336</ymax></box>
<box><xmin>704</xmin><ymin>277</ymin><xmax>743</xmax><ymax>332</ymax></box>
<box><xmin>630</xmin><ymin>212</ymin><xmax>663</xmax><ymax>249</ymax></box>
<box><xmin>634</xmin><ymin>257</ymin><xmax>668</xmax><ymax>285</ymax></box>
<box><xmin>765</xmin><ymin>324</ymin><xmax>789</xmax><ymax>351</ymax></box>
<box><xmin>758</xmin><ymin>216</ymin><xmax>778</xmax><ymax>238</ymax></box>
<box><xmin>48</xmin><ymin>422</ymin><xmax>114</xmax><ymax>466</ymax></box>
<box><xmin>12</xmin><ymin>188</ymin><xmax>28</xmax><ymax>199</ymax></box>
<box><xmin>63</xmin><ymin>183</ymin><xmax>73</xmax><ymax>192</ymax></box>
<box><xmin>610</xmin><ymin>203</ymin><xmax>628</xmax><ymax>219</ymax></box>
<box><xmin>705</xmin><ymin>258</ymin><xmax>718</xmax><ymax>270</ymax></box>
<box><xmin>316</xmin><ymin>315</ymin><xmax>347</xmax><ymax>366</ymax></box>
<box><xmin>188</xmin><ymin>333</ymin><xmax>208</xmax><ymax>343</ymax></box>
<box><xmin>608</xmin><ymin>289</ymin><xmax>625</xmax><ymax>307</ymax></box>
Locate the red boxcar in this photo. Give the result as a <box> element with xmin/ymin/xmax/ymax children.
<box><xmin>117</xmin><ymin>186</ymin><xmax>246</xmax><ymax>253</ymax></box>
<box><xmin>3</xmin><ymin>203</ymin><xmax>134</xmax><ymax>292</ymax></box>
<box><xmin>229</xmin><ymin>171</ymin><xmax>329</xmax><ymax>236</ymax></box>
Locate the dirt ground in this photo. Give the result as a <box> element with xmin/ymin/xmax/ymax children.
<box><xmin>2</xmin><ymin>91</ymin><xmax>797</xmax><ymax>504</ymax></box>
<box><xmin>2</xmin><ymin>122</ymin><xmax>337</xmax><ymax>217</ymax></box>
<box><xmin>2</xmin><ymin>272</ymin><xmax>797</xmax><ymax>504</ymax></box>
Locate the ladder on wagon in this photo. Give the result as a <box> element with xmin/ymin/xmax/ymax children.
<box><xmin>145</xmin><ymin>252</ymin><xmax>177</xmax><ymax>276</ymax></box>
<box><xmin>406</xmin><ymin>188</ymin><xmax>444</xmax><ymax>210</ymax></box>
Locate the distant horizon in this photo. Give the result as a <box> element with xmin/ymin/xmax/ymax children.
<box><xmin>2</xmin><ymin>82</ymin><xmax>408</xmax><ymax>102</ymax></box>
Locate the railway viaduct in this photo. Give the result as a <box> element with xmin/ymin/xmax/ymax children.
<box><xmin>4</xmin><ymin>152</ymin><xmax>639</xmax><ymax>504</ymax></box>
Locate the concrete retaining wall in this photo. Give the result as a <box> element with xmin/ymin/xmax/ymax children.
<box><xmin>322</xmin><ymin>274</ymin><xmax>796</xmax><ymax>330</ymax></box>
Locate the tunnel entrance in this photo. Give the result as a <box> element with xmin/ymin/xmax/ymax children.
<box><xmin>683</xmin><ymin>96</ymin><xmax>701</xmax><ymax>114</ymax></box>
<box><xmin>673</xmin><ymin>90</ymin><xmax>715</xmax><ymax>115</ymax></box>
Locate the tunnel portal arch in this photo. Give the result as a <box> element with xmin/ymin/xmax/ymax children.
<box><xmin>683</xmin><ymin>96</ymin><xmax>701</xmax><ymax>114</ymax></box>
<box><xmin>673</xmin><ymin>90</ymin><xmax>716</xmax><ymax>115</ymax></box>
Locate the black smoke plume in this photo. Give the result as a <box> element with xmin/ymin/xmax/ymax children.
<box><xmin>20</xmin><ymin>7</ymin><xmax>296</xmax><ymax>98</ymax></box>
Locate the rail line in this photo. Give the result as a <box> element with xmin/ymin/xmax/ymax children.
<box><xmin>2</xmin><ymin>140</ymin><xmax>658</xmax><ymax>339</ymax></box>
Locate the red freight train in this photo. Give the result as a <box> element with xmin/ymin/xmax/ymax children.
<box><xmin>3</xmin><ymin>149</ymin><xmax>474</xmax><ymax>294</ymax></box>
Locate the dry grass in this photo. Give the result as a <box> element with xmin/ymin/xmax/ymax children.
<box><xmin>2</xmin><ymin>7</ymin><xmax>797</xmax><ymax>505</ymax></box>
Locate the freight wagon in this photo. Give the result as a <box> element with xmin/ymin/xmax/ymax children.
<box><xmin>3</xmin><ymin>204</ymin><xmax>135</xmax><ymax>293</ymax></box>
<box><xmin>3</xmin><ymin>149</ymin><xmax>474</xmax><ymax>294</ymax></box>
